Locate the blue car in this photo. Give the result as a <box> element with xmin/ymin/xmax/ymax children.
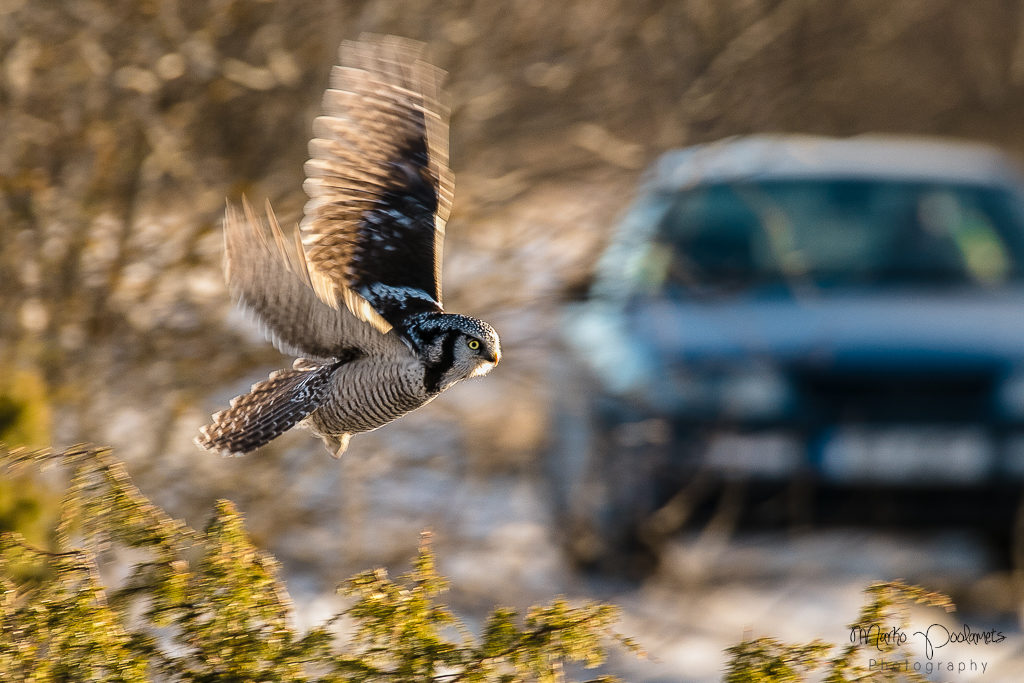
<box><xmin>549</xmin><ymin>135</ymin><xmax>1024</xmax><ymax>567</ymax></box>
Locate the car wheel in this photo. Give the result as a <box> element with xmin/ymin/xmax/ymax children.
<box><xmin>546</xmin><ymin>374</ymin><xmax>680</xmax><ymax>572</ymax></box>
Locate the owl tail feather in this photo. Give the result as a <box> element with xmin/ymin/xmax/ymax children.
<box><xmin>196</xmin><ymin>362</ymin><xmax>338</xmax><ymax>457</ymax></box>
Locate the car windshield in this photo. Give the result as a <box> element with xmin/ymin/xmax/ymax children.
<box><xmin>645</xmin><ymin>179</ymin><xmax>1024</xmax><ymax>296</ymax></box>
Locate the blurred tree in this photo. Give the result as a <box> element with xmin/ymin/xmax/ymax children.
<box><xmin>725</xmin><ymin>582</ymin><xmax>955</xmax><ymax>682</ymax></box>
<box><xmin>0</xmin><ymin>445</ymin><xmax>967</xmax><ymax>682</ymax></box>
<box><xmin>0</xmin><ymin>0</ymin><xmax>342</xmax><ymax>403</ymax></box>
<box><xmin>0</xmin><ymin>367</ymin><xmax>57</xmax><ymax>580</ymax></box>
<box><xmin>0</xmin><ymin>445</ymin><xmax>636</xmax><ymax>682</ymax></box>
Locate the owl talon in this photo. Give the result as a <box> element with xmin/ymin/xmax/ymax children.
<box><xmin>326</xmin><ymin>432</ymin><xmax>351</xmax><ymax>458</ymax></box>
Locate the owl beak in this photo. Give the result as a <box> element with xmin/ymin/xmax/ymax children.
<box><xmin>487</xmin><ymin>347</ymin><xmax>501</xmax><ymax>365</ymax></box>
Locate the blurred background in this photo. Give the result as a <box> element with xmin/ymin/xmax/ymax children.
<box><xmin>5</xmin><ymin>0</ymin><xmax>1024</xmax><ymax>680</ymax></box>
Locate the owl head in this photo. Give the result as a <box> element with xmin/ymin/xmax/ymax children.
<box><xmin>417</xmin><ymin>313</ymin><xmax>501</xmax><ymax>393</ymax></box>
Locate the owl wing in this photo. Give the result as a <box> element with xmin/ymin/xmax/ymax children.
<box><xmin>300</xmin><ymin>35</ymin><xmax>454</xmax><ymax>333</ymax></box>
<box><xmin>223</xmin><ymin>197</ymin><xmax>390</xmax><ymax>361</ymax></box>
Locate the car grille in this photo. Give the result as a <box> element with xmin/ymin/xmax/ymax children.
<box><xmin>793</xmin><ymin>369</ymin><xmax>997</xmax><ymax>424</ymax></box>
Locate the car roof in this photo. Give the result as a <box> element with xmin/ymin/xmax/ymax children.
<box><xmin>647</xmin><ymin>134</ymin><xmax>1024</xmax><ymax>191</ymax></box>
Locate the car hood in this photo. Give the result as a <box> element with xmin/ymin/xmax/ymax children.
<box><xmin>628</xmin><ymin>288</ymin><xmax>1024</xmax><ymax>370</ymax></box>
<box><xmin>567</xmin><ymin>287</ymin><xmax>1024</xmax><ymax>397</ymax></box>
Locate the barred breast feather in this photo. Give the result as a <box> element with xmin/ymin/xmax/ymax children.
<box><xmin>305</xmin><ymin>354</ymin><xmax>431</xmax><ymax>436</ymax></box>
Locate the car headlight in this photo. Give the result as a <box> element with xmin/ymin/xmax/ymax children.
<box><xmin>718</xmin><ymin>367</ymin><xmax>793</xmax><ymax>420</ymax></box>
<box><xmin>563</xmin><ymin>303</ymin><xmax>656</xmax><ymax>395</ymax></box>
<box><xmin>656</xmin><ymin>364</ymin><xmax>793</xmax><ymax>420</ymax></box>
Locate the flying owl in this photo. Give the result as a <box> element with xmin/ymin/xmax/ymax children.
<box><xmin>197</xmin><ymin>36</ymin><xmax>500</xmax><ymax>458</ymax></box>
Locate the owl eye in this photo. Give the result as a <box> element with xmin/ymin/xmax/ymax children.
<box><xmin>467</xmin><ymin>339</ymin><xmax>480</xmax><ymax>350</ymax></box>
